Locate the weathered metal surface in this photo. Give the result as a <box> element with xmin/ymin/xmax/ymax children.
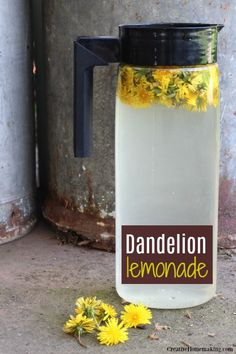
<box><xmin>0</xmin><ymin>196</ymin><xmax>36</xmax><ymax>245</ymax></box>
<box><xmin>219</xmin><ymin>178</ymin><xmax>236</xmax><ymax>249</ymax></box>
<box><xmin>41</xmin><ymin>0</ymin><xmax>236</xmax><ymax>250</ymax></box>
<box><xmin>0</xmin><ymin>0</ymin><xmax>36</xmax><ymax>244</ymax></box>
<box><xmin>43</xmin><ymin>196</ymin><xmax>115</xmax><ymax>251</ymax></box>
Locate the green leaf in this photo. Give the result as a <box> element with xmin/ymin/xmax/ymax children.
<box><xmin>152</xmin><ymin>87</ymin><xmax>162</xmax><ymax>95</ymax></box>
<box><xmin>135</xmin><ymin>68</ymin><xmax>150</xmax><ymax>77</ymax></box>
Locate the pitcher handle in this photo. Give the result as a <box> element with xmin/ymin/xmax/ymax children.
<box><xmin>74</xmin><ymin>36</ymin><xmax>120</xmax><ymax>157</ymax></box>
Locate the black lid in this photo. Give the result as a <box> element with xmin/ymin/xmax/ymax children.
<box><xmin>119</xmin><ymin>23</ymin><xmax>223</xmax><ymax>66</ymax></box>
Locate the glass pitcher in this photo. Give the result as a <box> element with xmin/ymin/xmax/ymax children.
<box><xmin>74</xmin><ymin>23</ymin><xmax>223</xmax><ymax>309</ymax></box>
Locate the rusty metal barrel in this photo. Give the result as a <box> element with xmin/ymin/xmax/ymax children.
<box><xmin>0</xmin><ymin>0</ymin><xmax>36</xmax><ymax>244</ymax></box>
<box><xmin>40</xmin><ymin>0</ymin><xmax>236</xmax><ymax>251</ymax></box>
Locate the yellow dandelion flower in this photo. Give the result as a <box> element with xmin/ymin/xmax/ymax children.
<box><xmin>212</xmin><ymin>86</ymin><xmax>219</xmax><ymax>107</ymax></box>
<box><xmin>208</xmin><ymin>64</ymin><xmax>218</xmax><ymax>86</ymax></box>
<box><xmin>63</xmin><ymin>314</ymin><xmax>95</xmax><ymax>334</ymax></box>
<box><xmin>175</xmin><ymin>84</ymin><xmax>189</xmax><ymax>103</ymax></box>
<box><xmin>122</xmin><ymin>66</ymin><xmax>134</xmax><ymax>89</ymax></box>
<box><xmin>132</xmin><ymin>85</ymin><xmax>154</xmax><ymax>108</ymax></box>
<box><xmin>174</xmin><ymin>76</ymin><xmax>186</xmax><ymax>89</ymax></box>
<box><xmin>139</xmin><ymin>75</ymin><xmax>150</xmax><ymax>88</ymax></box>
<box><xmin>63</xmin><ymin>313</ymin><xmax>95</xmax><ymax>348</ymax></box>
<box><xmin>117</xmin><ymin>67</ymin><xmax>136</xmax><ymax>106</ymax></box>
<box><xmin>158</xmin><ymin>94</ymin><xmax>173</xmax><ymax>108</ymax></box>
<box><xmin>187</xmin><ymin>71</ymin><xmax>204</xmax><ymax>93</ymax></box>
<box><xmin>187</xmin><ymin>91</ymin><xmax>199</xmax><ymax>109</ymax></box>
<box><xmin>153</xmin><ymin>70</ymin><xmax>173</xmax><ymax>84</ymax></box>
<box><xmin>117</xmin><ymin>65</ymin><xmax>218</xmax><ymax>112</ymax></box>
<box><xmin>75</xmin><ymin>296</ymin><xmax>101</xmax><ymax>318</ymax></box>
<box><xmin>152</xmin><ymin>70</ymin><xmax>174</xmax><ymax>95</ymax></box>
<box><xmin>117</xmin><ymin>82</ymin><xmax>132</xmax><ymax>105</ymax></box>
<box><xmin>161</xmin><ymin>76</ymin><xmax>171</xmax><ymax>92</ymax></box>
<box><xmin>97</xmin><ymin>318</ymin><xmax>128</xmax><ymax>346</ymax></box>
<box><xmin>98</xmin><ymin>303</ymin><xmax>117</xmax><ymax>323</ymax></box>
<box><xmin>121</xmin><ymin>303</ymin><xmax>152</xmax><ymax>328</ymax></box>
<box><xmin>196</xmin><ymin>95</ymin><xmax>208</xmax><ymax>112</ymax></box>
<box><xmin>208</xmin><ymin>65</ymin><xmax>219</xmax><ymax>107</ymax></box>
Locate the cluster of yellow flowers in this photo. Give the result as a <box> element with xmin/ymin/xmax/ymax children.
<box><xmin>117</xmin><ymin>64</ymin><xmax>219</xmax><ymax>111</ymax></box>
<box><xmin>63</xmin><ymin>296</ymin><xmax>152</xmax><ymax>347</ymax></box>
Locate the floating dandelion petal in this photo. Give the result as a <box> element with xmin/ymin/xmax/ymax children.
<box><xmin>117</xmin><ymin>64</ymin><xmax>219</xmax><ymax>112</ymax></box>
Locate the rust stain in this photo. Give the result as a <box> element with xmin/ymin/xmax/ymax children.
<box><xmin>84</xmin><ymin>169</ymin><xmax>100</xmax><ymax>216</ymax></box>
<box><xmin>10</xmin><ymin>207</ymin><xmax>23</xmax><ymax>226</ymax></box>
<box><xmin>43</xmin><ymin>177</ymin><xmax>236</xmax><ymax>252</ymax></box>
<box><xmin>0</xmin><ymin>205</ymin><xmax>25</xmax><ymax>238</ymax></box>
<box><xmin>0</xmin><ymin>203</ymin><xmax>36</xmax><ymax>242</ymax></box>
<box><xmin>43</xmin><ymin>195</ymin><xmax>115</xmax><ymax>252</ymax></box>
<box><xmin>59</xmin><ymin>169</ymin><xmax>102</xmax><ymax>216</ymax></box>
<box><xmin>0</xmin><ymin>216</ymin><xmax>36</xmax><ymax>243</ymax></box>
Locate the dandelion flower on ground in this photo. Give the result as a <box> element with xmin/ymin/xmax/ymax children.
<box><xmin>63</xmin><ymin>313</ymin><xmax>96</xmax><ymax>347</ymax></box>
<box><xmin>97</xmin><ymin>318</ymin><xmax>128</xmax><ymax>346</ymax></box>
<box><xmin>75</xmin><ymin>296</ymin><xmax>101</xmax><ymax>318</ymax></box>
<box><xmin>121</xmin><ymin>303</ymin><xmax>152</xmax><ymax>328</ymax></box>
<box><xmin>63</xmin><ymin>314</ymin><xmax>95</xmax><ymax>334</ymax></box>
<box><xmin>98</xmin><ymin>303</ymin><xmax>117</xmax><ymax>323</ymax></box>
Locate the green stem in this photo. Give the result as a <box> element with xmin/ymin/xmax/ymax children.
<box><xmin>92</xmin><ymin>315</ymin><xmax>100</xmax><ymax>330</ymax></box>
<box><xmin>75</xmin><ymin>331</ymin><xmax>87</xmax><ymax>348</ymax></box>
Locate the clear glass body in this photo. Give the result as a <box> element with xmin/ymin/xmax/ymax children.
<box><xmin>115</xmin><ymin>64</ymin><xmax>220</xmax><ymax>308</ymax></box>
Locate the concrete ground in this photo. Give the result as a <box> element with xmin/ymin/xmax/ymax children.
<box><xmin>0</xmin><ymin>222</ymin><xmax>235</xmax><ymax>354</ymax></box>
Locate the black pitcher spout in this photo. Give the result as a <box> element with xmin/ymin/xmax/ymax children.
<box><xmin>217</xmin><ymin>24</ymin><xmax>224</xmax><ymax>31</ymax></box>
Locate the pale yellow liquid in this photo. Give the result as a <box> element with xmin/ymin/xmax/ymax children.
<box><xmin>115</xmin><ymin>98</ymin><xmax>220</xmax><ymax>309</ymax></box>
